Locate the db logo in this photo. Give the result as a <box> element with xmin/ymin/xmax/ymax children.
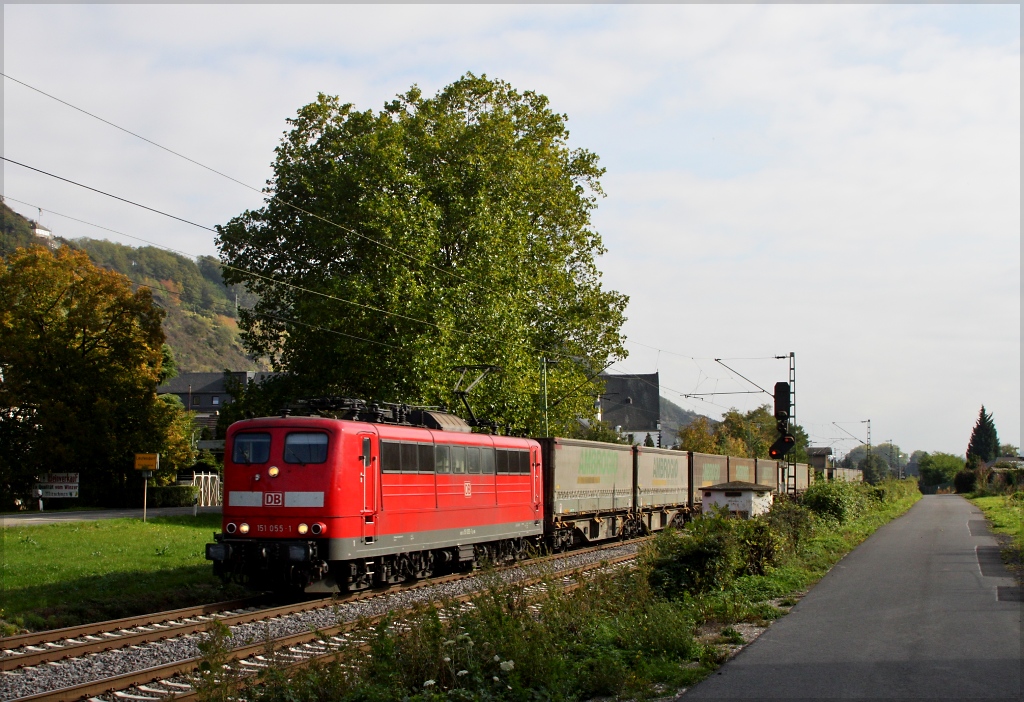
<box><xmin>264</xmin><ymin>492</ymin><xmax>284</xmax><ymax>506</ymax></box>
<box><xmin>464</xmin><ymin>481</ymin><xmax>472</xmax><ymax>498</ymax></box>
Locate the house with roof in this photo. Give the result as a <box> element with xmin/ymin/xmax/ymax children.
<box><xmin>597</xmin><ymin>372</ymin><xmax>662</xmax><ymax>446</ymax></box>
<box><xmin>157</xmin><ymin>371</ymin><xmax>277</xmax><ymax>438</ymax></box>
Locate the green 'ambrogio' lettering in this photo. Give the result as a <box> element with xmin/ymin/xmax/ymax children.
<box><xmin>578</xmin><ymin>449</ymin><xmax>619</xmax><ymax>477</ymax></box>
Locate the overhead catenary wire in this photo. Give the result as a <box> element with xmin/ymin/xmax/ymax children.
<box><xmin>3</xmin><ymin>74</ymin><xmax>792</xmax><ymax>394</ymax></box>
<box><xmin>0</xmin><ymin>72</ymin><xmax>593</xmax><ymax>334</ymax></box>
<box><xmin>2</xmin><ymin>71</ymin><xmax>774</xmax><ymax>373</ymax></box>
<box><xmin>0</xmin><ymin>193</ymin><xmax>573</xmax><ymax>361</ymax></box>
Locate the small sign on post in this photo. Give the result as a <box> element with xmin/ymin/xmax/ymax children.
<box><xmin>135</xmin><ymin>454</ymin><xmax>159</xmax><ymax>522</ymax></box>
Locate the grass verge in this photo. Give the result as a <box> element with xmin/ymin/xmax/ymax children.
<box><xmin>968</xmin><ymin>493</ymin><xmax>1023</xmax><ymax>579</ymax></box>
<box><xmin>0</xmin><ymin>514</ymin><xmax>248</xmax><ymax>633</ymax></box>
<box><xmin>202</xmin><ymin>480</ymin><xmax>919</xmax><ymax>702</ymax></box>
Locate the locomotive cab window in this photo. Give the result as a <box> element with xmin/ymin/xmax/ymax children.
<box><xmin>518</xmin><ymin>450</ymin><xmax>531</xmax><ymax>474</ymax></box>
<box><xmin>233</xmin><ymin>432</ymin><xmax>270</xmax><ymax>464</ymax></box>
<box><xmin>481</xmin><ymin>447</ymin><xmax>495</xmax><ymax>474</ymax></box>
<box><xmin>284</xmin><ymin>433</ymin><xmax>328</xmax><ymax>464</ymax></box>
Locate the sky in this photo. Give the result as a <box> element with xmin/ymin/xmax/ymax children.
<box><xmin>2</xmin><ymin>4</ymin><xmax>1019</xmax><ymax>457</ymax></box>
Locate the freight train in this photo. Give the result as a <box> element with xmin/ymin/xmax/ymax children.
<box><xmin>205</xmin><ymin>402</ymin><xmax>809</xmax><ymax>592</ymax></box>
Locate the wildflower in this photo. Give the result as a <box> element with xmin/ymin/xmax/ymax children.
<box><xmin>444</xmin><ymin>639</ymin><xmax>455</xmax><ymax>646</ymax></box>
<box><xmin>457</xmin><ymin>670</ymin><xmax>468</xmax><ymax>677</ymax></box>
<box><xmin>424</xmin><ymin>680</ymin><xmax>435</xmax><ymax>687</ymax></box>
<box><xmin>500</xmin><ymin>660</ymin><xmax>515</xmax><ymax>671</ymax></box>
<box><xmin>493</xmin><ymin>655</ymin><xmax>501</xmax><ymax>662</ymax></box>
<box><xmin>493</xmin><ymin>676</ymin><xmax>500</xmax><ymax>682</ymax></box>
<box><xmin>443</xmin><ymin>656</ymin><xmax>451</xmax><ymax>662</ymax></box>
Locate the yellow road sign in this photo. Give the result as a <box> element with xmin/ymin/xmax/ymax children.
<box><xmin>134</xmin><ymin>453</ymin><xmax>159</xmax><ymax>471</ymax></box>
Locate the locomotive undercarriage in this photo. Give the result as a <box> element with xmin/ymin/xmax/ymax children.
<box><xmin>209</xmin><ymin>534</ymin><xmax>542</xmax><ymax>593</ymax></box>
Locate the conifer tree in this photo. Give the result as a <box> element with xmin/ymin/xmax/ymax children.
<box><xmin>966</xmin><ymin>406</ymin><xmax>999</xmax><ymax>463</ymax></box>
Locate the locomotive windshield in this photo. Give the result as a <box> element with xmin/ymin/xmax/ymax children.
<box><xmin>284</xmin><ymin>432</ymin><xmax>329</xmax><ymax>465</ymax></box>
<box><xmin>233</xmin><ymin>432</ymin><xmax>270</xmax><ymax>464</ymax></box>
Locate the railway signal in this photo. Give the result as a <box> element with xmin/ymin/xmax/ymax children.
<box><xmin>770</xmin><ymin>382</ymin><xmax>795</xmax><ymax>459</ymax></box>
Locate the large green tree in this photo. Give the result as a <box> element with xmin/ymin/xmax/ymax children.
<box><xmin>217</xmin><ymin>74</ymin><xmax>628</xmax><ymax>434</ymax></box>
<box><xmin>917</xmin><ymin>452</ymin><xmax>965</xmax><ymax>486</ymax></box>
<box><xmin>966</xmin><ymin>406</ymin><xmax>999</xmax><ymax>463</ymax></box>
<box><xmin>0</xmin><ymin>246</ymin><xmax>183</xmax><ymax>506</ymax></box>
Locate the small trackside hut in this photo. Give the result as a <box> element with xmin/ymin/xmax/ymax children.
<box><xmin>700</xmin><ymin>481</ymin><xmax>774</xmax><ymax>519</ymax></box>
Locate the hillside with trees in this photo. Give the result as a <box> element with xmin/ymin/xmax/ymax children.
<box><xmin>73</xmin><ymin>238</ymin><xmax>264</xmax><ymax>373</ymax></box>
<box><xmin>2</xmin><ymin>203</ymin><xmax>262</xmax><ymax>373</ymax></box>
<box><xmin>1</xmin><ymin>202</ymin><xmax>39</xmax><ymax>255</ymax></box>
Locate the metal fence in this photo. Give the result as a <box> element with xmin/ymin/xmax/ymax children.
<box><xmin>192</xmin><ymin>472</ymin><xmax>222</xmax><ymax>506</ymax></box>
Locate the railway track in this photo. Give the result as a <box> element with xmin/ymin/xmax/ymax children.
<box><xmin>3</xmin><ymin>539</ymin><xmax>649</xmax><ymax>702</ymax></box>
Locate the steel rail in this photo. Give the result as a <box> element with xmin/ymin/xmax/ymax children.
<box><xmin>0</xmin><ymin>597</ymin><xmax>265</xmax><ymax>650</ymax></box>
<box><xmin>12</xmin><ymin>546</ymin><xmax>643</xmax><ymax>702</ymax></box>
<box><xmin>2</xmin><ymin>536</ymin><xmax>651</xmax><ymax>671</ymax></box>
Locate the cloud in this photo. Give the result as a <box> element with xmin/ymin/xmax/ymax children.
<box><xmin>2</xmin><ymin>4</ymin><xmax>1018</xmax><ymax>452</ymax></box>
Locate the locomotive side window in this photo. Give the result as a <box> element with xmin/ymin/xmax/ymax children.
<box><xmin>233</xmin><ymin>433</ymin><xmax>270</xmax><ymax>464</ymax></box>
<box><xmin>451</xmin><ymin>446</ymin><xmax>467</xmax><ymax>474</ymax></box>
<box><xmin>283</xmin><ymin>433</ymin><xmax>328</xmax><ymax>464</ymax></box>
<box><xmin>400</xmin><ymin>443</ymin><xmax>419</xmax><ymax>473</ymax></box>
<box><xmin>467</xmin><ymin>446</ymin><xmax>481</xmax><ymax>474</ymax></box>
<box><xmin>381</xmin><ymin>441</ymin><xmax>401</xmax><ymax>473</ymax></box>
<box><xmin>495</xmin><ymin>449</ymin><xmax>509</xmax><ymax>474</ymax></box>
<box><xmin>418</xmin><ymin>444</ymin><xmax>435</xmax><ymax>473</ymax></box>
<box><xmin>481</xmin><ymin>447</ymin><xmax>495</xmax><ymax>474</ymax></box>
<box><xmin>519</xmin><ymin>450</ymin><xmax>531</xmax><ymax>474</ymax></box>
<box><xmin>435</xmin><ymin>445</ymin><xmax>451</xmax><ymax>474</ymax></box>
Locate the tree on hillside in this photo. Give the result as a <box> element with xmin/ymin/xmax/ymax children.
<box><xmin>676</xmin><ymin>405</ymin><xmax>808</xmax><ymax>460</ymax></box>
<box><xmin>917</xmin><ymin>452</ymin><xmax>965</xmax><ymax>486</ymax></box>
<box><xmin>217</xmin><ymin>74</ymin><xmax>628</xmax><ymax>435</ymax></box>
<box><xmin>998</xmin><ymin>443</ymin><xmax>1019</xmax><ymax>458</ymax></box>
<box><xmin>677</xmin><ymin>416</ymin><xmax>719</xmax><ymax>454</ymax></box>
<box><xmin>2</xmin><ymin>201</ymin><xmax>38</xmax><ymax>256</ymax></box>
<box><xmin>966</xmin><ymin>406</ymin><xmax>999</xmax><ymax>463</ymax></box>
<box><xmin>0</xmin><ymin>246</ymin><xmax>186</xmax><ymax>506</ymax></box>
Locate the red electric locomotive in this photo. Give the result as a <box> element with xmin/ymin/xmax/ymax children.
<box><xmin>206</xmin><ymin>404</ymin><xmax>543</xmax><ymax>592</ymax></box>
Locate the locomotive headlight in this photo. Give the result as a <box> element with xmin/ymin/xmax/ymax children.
<box><xmin>239</xmin><ymin>522</ymin><xmax>250</xmax><ymax>534</ymax></box>
<box><xmin>225</xmin><ymin>522</ymin><xmax>237</xmax><ymax>534</ymax></box>
<box><xmin>268</xmin><ymin>466</ymin><xmax>280</xmax><ymax>478</ymax></box>
<box><xmin>311</xmin><ymin>522</ymin><xmax>326</xmax><ymax>535</ymax></box>
<box><xmin>297</xmin><ymin>523</ymin><xmax>309</xmax><ymax>535</ymax></box>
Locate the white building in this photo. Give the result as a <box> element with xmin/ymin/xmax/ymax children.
<box><xmin>700</xmin><ymin>481</ymin><xmax>774</xmax><ymax>519</ymax></box>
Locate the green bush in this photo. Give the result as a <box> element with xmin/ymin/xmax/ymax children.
<box><xmin>868</xmin><ymin>478</ymin><xmax>920</xmax><ymax>504</ymax></box>
<box><xmin>802</xmin><ymin>480</ymin><xmax>865</xmax><ymax>523</ymax></box>
<box><xmin>764</xmin><ymin>495</ymin><xmax>814</xmax><ymax>551</ymax></box>
<box><xmin>736</xmin><ymin>518</ymin><xmax>785</xmax><ymax>576</ymax></box>
<box><xmin>646</xmin><ymin>514</ymin><xmax>743</xmax><ymax>597</ymax></box>
<box><xmin>147</xmin><ymin>485</ymin><xmax>198</xmax><ymax>508</ymax></box>
<box><xmin>954</xmin><ymin>470</ymin><xmax>977</xmax><ymax>494</ymax></box>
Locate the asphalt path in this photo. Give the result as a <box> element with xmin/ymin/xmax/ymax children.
<box><xmin>686</xmin><ymin>495</ymin><xmax>1021</xmax><ymax>700</ymax></box>
<box><xmin>0</xmin><ymin>505</ymin><xmax>222</xmax><ymax>527</ymax></box>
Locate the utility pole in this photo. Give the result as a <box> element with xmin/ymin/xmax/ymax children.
<box><xmin>787</xmin><ymin>352</ymin><xmax>797</xmax><ymax>494</ymax></box>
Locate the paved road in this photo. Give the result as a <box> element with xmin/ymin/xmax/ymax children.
<box><xmin>687</xmin><ymin>495</ymin><xmax>1021</xmax><ymax>700</ymax></box>
<box><xmin>0</xmin><ymin>506</ymin><xmax>222</xmax><ymax>527</ymax></box>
